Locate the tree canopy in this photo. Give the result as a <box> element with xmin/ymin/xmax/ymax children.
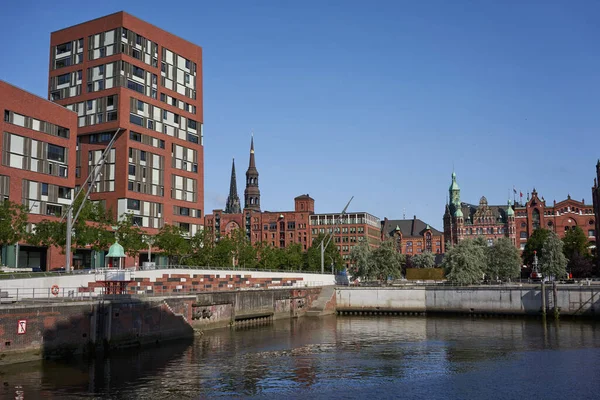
<box><xmin>442</xmin><ymin>239</ymin><xmax>486</xmax><ymax>285</ymax></box>
<box><xmin>562</xmin><ymin>226</ymin><xmax>588</xmax><ymax>260</ymax></box>
<box><xmin>485</xmin><ymin>237</ymin><xmax>521</xmax><ymax>281</ymax></box>
<box><xmin>411</xmin><ymin>251</ymin><xmax>436</xmax><ymax>268</ymax></box>
<box><xmin>539</xmin><ymin>231</ymin><xmax>568</xmax><ymax>279</ymax></box>
<box><xmin>522</xmin><ymin>228</ymin><xmax>551</xmax><ymax>266</ymax></box>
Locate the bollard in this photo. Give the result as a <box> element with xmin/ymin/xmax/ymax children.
<box><xmin>541</xmin><ymin>282</ymin><xmax>547</xmax><ymax>320</ymax></box>
<box><xmin>553</xmin><ymin>281</ymin><xmax>559</xmax><ymax>320</ymax></box>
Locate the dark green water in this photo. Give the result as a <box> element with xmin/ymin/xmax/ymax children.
<box><xmin>2</xmin><ymin>316</ymin><xmax>600</xmax><ymax>399</ymax></box>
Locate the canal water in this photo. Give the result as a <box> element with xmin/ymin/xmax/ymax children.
<box><xmin>2</xmin><ymin>316</ymin><xmax>600</xmax><ymax>399</ymax></box>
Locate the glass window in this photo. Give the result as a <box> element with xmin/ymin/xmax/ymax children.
<box><xmin>58</xmin><ymin>187</ymin><xmax>71</xmax><ymax>199</ymax></box>
<box><xmin>127</xmin><ymin>198</ymin><xmax>140</xmax><ymax>210</ymax></box>
<box><xmin>41</xmin><ymin>183</ymin><xmax>48</xmax><ymax>196</ymax></box>
<box><xmin>129</xmin><ymin>114</ymin><xmax>143</xmax><ymax>126</ymax></box>
<box><xmin>128</xmin><ymin>164</ymin><xmax>136</xmax><ymax>175</ymax></box>
<box><xmin>47</xmin><ymin>144</ymin><xmax>66</xmax><ymax>163</ymax></box>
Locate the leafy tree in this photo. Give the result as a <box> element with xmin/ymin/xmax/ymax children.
<box><xmin>539</xmin><ymin>231</ymin><xmax>568</xmax><ymax>279</ymax></box>
<box><xmin>411</xmin><ymin>251</ymin><xmax>436</xmax><ymax>268</ymax></box>
<box><xmin>562</xmin><ymin>226</ymin><xmax>588</xmax><ymax>260</ymax></box>
<box><xmin>522</xmin><ymin>228</ymin><xmax>551</xmax><ymax>265</ymax></box>
<box><xmin>256</xmin><ymin>242</ymin><xmax>284</xmax><ymax>270</ymax></box>
<box><xmin>305</xmin><ymin>233</ymin><xmax>343</xmax><ymax>272</ymax></box>
<box><xmin>115</xmin><ymin>214</ymin><xmax>146</xmax><ymax>259</ymax></box>
<box><xmin>349</xmin><ymin>240</ymin><xmax>373</xmax><ymax>280</ymax></box>
<box><xmin>283</xmin><ymin>243</ymin><xmax>304</xmax><ymax>270</ymax></box>
<box><xmin>188</xmin><ymin>228</ymin><xmax>215</xmax><ymax>266</ymax></box>
<box><xmin>486</xmin><ymin>237</ymin><xmax>521</xmax><ymax>281</ymax></box>
<box><xmin>442</xmin><ymin>239</ymin><xmax>486</xmax><ymax>285</ymax></box>
<box><xmin>0</xmin><ymin>200</ymin><xmax>28</xmax><ymax>249</ymax></box>
<box><xmin>154</xmin><ymin>224</ymin><xmax>190</xmax><ymax>265</ymax></box>
<box><xmin>569</xmin><ymin>253</ymin><xmax>594</xmax><ymax>278</ymax></box>
<box><xmin>0</xmin><ymin>200</ymin><xmax>29</xmax><ymax>265</ymax></box>
<box><xmin>371</xmin><ymin>240</ymin><xmax>405</xmax><ymax>281</ymax></box>
<box><xmin>473</xmin><ymin>236</ymin><xmax>488</xmax><ymax>248</ymax></box>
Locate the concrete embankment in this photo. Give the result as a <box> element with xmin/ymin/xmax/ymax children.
<box><xmin>0</xmin><ymin>287</ymin><xmax>323</xmax><ymax>365</ymax></box>
<box><xmin>336</xmin><ymin>285</ymin><xmax>600</xmax><ymax>317</ymax></box>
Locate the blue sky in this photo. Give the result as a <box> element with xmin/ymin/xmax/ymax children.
<box><xmin>1</xmin><ymin>0</ymin><xmax>599</xmax><ymax>229</ymax></box>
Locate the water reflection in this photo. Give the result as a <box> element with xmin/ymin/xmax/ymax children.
<box><xmin>2</xmin><ymin>316</ymin><xmax>600</xmax><ymax>399</ymax></box>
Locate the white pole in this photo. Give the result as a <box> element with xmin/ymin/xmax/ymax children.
<box><xmin>15</xmin><ymin>242</ymin><xmax>19</xmax><ymax>269</ymax></box>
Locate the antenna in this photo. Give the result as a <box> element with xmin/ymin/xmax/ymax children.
<box><xmin>403</xmin><ymin>208</ymin><xmax>406</xmax><ymax>219</ymax></box>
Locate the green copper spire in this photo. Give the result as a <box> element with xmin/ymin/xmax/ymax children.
<box><xmin>507</xmin><ymin>199</ymin><xmax>514</xmax><ymax>216</ymax></box>
<box><xmin>449</xmin><ymin>171</ymin><xmax>461</xmax><ymax>206</ymax></box>
<box><xmin>454</xmin><ymin>207</ymin><xmax>463</xmax><ymax>217</ymax></box>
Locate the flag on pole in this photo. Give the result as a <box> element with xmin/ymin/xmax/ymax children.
<box><xmin>520</xmin><ymin>192</ymin><xmax>523</xmax><ymax>198</ymax></box>
<box><xmin>513</xmin><ymin>187</ymin><xmax>517</xmax><ymax>194</ymax></box>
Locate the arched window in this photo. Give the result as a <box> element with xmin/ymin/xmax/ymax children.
<box><xmin>532</xmin><ymin>208</ymin><xmax>540</xmax><ymax>230</ymax></box>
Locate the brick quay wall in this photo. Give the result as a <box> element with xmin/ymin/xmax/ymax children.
<box><xmin>0</xmin><ymin>287</ymin><xmax>322</xmax><ymax>365</ymax></box>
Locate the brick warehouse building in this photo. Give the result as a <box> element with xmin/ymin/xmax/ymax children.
<box><xmin>48</xmin><ymin>12</ymin><xmax>204</xmax><ymax>268</ymax></box>
<box><xmin>204</xmin><ymin>138</ymin><xmax>313</xmax><ymax>251</ymax></box>
<box><xmin>592</xmin><ymin>160</ymin><xmax>600</xmax><ymax>260</ymax></box>
<box><xmin>0</xmin><ymin>80</ymin><xmax>78</xmax><ymax>269</ymax></box>
<box><xmin>444</xmin><ymin>171</ymin><xmax>596</xmax><ymax>256</ymax></box>
<box><xmin>205</xmin><ymin>138</ymin><xmax>381</xmax><ymax>268</ymax></box>
<box><xmin>381</xmin><ymin>216</ymin><xmax>445</xmax><ymax>255</ymax></box>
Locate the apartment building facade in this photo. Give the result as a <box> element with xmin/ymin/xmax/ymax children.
<box><xmin>48</xmin><ymin>12</ymin><xmax>204</xmax><ymax>245</ymax></box>
<box><xmin>309</xmin><ymin>212</ymin><xmax>381</xmax><ymax>268</ymax></box>
<box><xmin>0</xmin><ymin>80</ymin><xmax>78</xmax><ymax>269</ymax></box>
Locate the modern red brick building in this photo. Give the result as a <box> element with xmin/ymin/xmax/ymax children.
<box><xmin>593</xmin><ymin>161</ymin><xmax>600</xmax><ymax>261</ymax></box>
<box><xmin>48</xmin><ymin>12</ymin><xmax>204</xmax><ymax>267</ymax></box>
<box><xmin>0</xmin><ymin>80</ymin><xmax>78</xmax><ymax>269</ymax></box>
<box><xmin>309</xmin><ymin>211</ymin><xmax>381</xmax><ymax>268</ymax></box>
<box><xmin>381</xmin><ymin>216</ymin><xmax>444</xmax><ymax>255</ymax></box>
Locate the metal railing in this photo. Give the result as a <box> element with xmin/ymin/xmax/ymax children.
<box><xmin>0</xmin><ymin>265</ymin><xmax>333</xmax><ymax>280</ymax></box>
<box><xmin>0</xmin><ymin>281</ymin><xmax>328</xmax><ymax>305</ymax></box>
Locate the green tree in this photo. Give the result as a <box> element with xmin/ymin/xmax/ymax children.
<box><xmin>154</xmin><ymin>224</ymin><xmax>190</xmax><ymax>265</ymax></box>
<box><xmin>442</xmin><ymin>239</ymin><xmax>486</xmax><ymax>285</ymax></box>
<box><xmin>522</xmin><ymin>228</ymin><xmax>551</xmax><ymax>265</ymax></box>
<box><xmin>305</xmin><ymin>233</ymin><xmax>343</xmax><ymax>272</ymax></box>
<box><xmin>562</xmin><ymin>226</ymin><xmax>588</xmax><ymax>260</ymax></box>
<box><xmin>229</xmin><ymin>229</ymin><xmax>258</xmax><ymax>269</ymax></box>
<box><xmin>115</xmin><ymin>214</ymin><xmax>146</xmax><ymax>259</ymax></box>
<box><xmin>256</xmin><ymin>242</ymin><xmax>284</xmax><ymax>270</ymax></box>
<box><xmin>411</xmin><ymin>251</ymin><xmax>436</xmax><ymax>268</ymax></box>
<box><xmin>371</xmin><ymin>240</ymin><xmax>405</xmax><ymax>281</ymax></box>
<box><xmin>349</xmin><ymin>240</ymin><xmax>373</xmax><ymax>280</ymax></box>
<box><xmin>0</xmin><ymin>200</ymin><xmax>29</xmax><ymax>265</ymax></box>
<box><xmin>283</xmin><ymin>243</ymin><xmax>304</xmax><ymax>270</ymax></box>
<box><xmin>486</xmin><ymin>237</ymin><xmax>521</xmax><ymax>281</ymax></box>
<box><xmin>189</xmin><ymin>229</ymin><xmax>215</xmax><ymax>266</ymax></box>
<box><xmin>569</xmin><ymin>253</ymin><xmax>594</xmax><ymax>278</ymax></box>
<box><xmin>539</xmin><ymin>231</ymin><xmax>568</xmax><ymax>279</ymax></box>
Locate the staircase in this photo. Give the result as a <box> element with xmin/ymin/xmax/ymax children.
<box><xmin>306</xmin><ymin>286</ymin><xmax>336</xmax><ymax>317</ymax></box>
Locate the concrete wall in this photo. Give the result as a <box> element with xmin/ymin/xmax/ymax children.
<box><xmin>336</xmin><ymin>286</ymin><xmax>600</xmax><ymax>316</ymax></box>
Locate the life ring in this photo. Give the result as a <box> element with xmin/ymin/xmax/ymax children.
<box><xmin>51</xmin><ymin>285</ymin><xmax>60</xmax><ymax>296</ymax></box>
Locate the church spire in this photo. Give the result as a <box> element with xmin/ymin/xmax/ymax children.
<box><xmin>244</xmin><ymin>133</ymin><xmax>261</xmax><ymax>212</ymax></box>
<box><xmin>225</xmin><ymin>158</ymin><xmax>241</xmax><ymax>214</ymax></box>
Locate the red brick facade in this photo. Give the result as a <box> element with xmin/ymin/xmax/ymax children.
<box><xmin>49</xmin><ymin>12</ymin><xmax>204</xmax><ymax>237</ymax></box>
<box><xmin>514</xmin><ymin>189</ymin><xmax>596</xmax><ymax>252</ymax></box>
<box><xmin>204</xmin><ymin>195</ymin><xmax>314</xmax><ymax>251</ymax></box>
<box><xmin>593</xmin><ymin>161</ymin><xmax>600</xmax><ymax>260</ymax></box>
<box><xmin>381</xmin><ymin>216</ymin><xmax>445</xmax><ymax>255</ymax></box>
<box><xmin>0</xmin><ymin>80</ymin><xmax>78</xmax><ymax>270</ymax></box>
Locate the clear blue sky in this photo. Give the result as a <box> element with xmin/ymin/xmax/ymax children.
<box><xmin>2</xmin><ymin>0</ymin><xmax>599</xmax><ymax>230</ymax></box>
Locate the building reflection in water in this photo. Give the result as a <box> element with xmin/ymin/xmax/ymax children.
<box><xmin>2</xmin><ymin>316</ymin><xmax>600</xmax><ymax>398</ymax></box>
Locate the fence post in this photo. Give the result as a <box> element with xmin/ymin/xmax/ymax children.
<box><xmin>16</xmin><ymin>288</ymin><xmax>19</xmax><ymax>302</ymax></box>
<box><xmin>32</xmin><ymin>288</ymin><xmax>35</xmax><ymax>300</ymax></box>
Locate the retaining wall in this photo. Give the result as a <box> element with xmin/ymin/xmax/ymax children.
<box><xmin>0</xmin><ymin>287</ymin><xmax>322</xmax><ymax>365</ymax></box>
<box><xmin>336</xmin><ymin>285</ymin><xmax>600</xmax><ymax>316</ymax></box>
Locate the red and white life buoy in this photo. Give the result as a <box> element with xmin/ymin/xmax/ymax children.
<box><xmin>51</xmin><ymin>285</ymin><xmax>60</xmax><ymax>296</ymax></box>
